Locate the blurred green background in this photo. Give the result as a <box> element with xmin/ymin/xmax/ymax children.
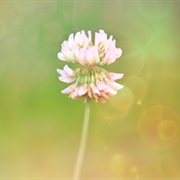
<box><xmin>0</xmin><ymin>0</ymin><xmax>180</xmax><ymax>178</ymax></box>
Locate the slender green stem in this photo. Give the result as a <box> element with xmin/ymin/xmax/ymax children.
<box><xmin>73</xmin><ymin>99</ymin><xmax>91</xmax><ymax>180</ymax></box>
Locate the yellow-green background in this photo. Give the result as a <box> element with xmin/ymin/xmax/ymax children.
<box><xmin>0</xmin><ymin>0</ymin><xmax>180</xmax><ymax>178</ymax></box>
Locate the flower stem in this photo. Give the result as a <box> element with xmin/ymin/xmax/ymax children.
<box><xmin>73</xmin><ymin>99</ymin><xmax>91</xmax><ymax>180</ymax></box>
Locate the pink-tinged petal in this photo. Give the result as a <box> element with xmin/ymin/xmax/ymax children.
<box><xmin>61</xmin><ymin>85</ymin><xmax>75</xmax><ymax>94</ymax></box>
<box><xmin>109</xmin><ymin>35</ymin><xmax>113</xmax><ymax>41</ymax></box>
<box><xmin>86</xmin><ymin>48</ymin><xmax>93</xmax><ymax>64</ymax></box>
<box><xmin>105</xmin><ymin>86</ymin><xmax>117</xmax><ymax>95</ymax></box>
<box><xmin>86</xmin><ymin>46</ymin><xmax>100</xmax><ymax>65</ymax></box>
<box><xmin>78</xmin><ymin>85</ymin><xmax>88</xmax><ymax>96</ymax></box>
<box><xmin>57</xmin><ymin>52</ymin><xmax>66</xmax><ymax>61</ymax></box>
<box><xmin>99</xmin><ymin>30</ymin><xmax>107</xmax><ymax>41</ymax></box>
<box><xmin>72</xmin><ymin>44</ymin><xmax>79</xmax><ymax>61</ymax></box>
<box><xmin>62</xmin><ymin>41</ymin><xmax>70</xmax><ymax>52</ymax></box>
<box><xmin>96</xmin><ymin>80</ymin><xmax>107</xmax><ymax>91</ymax></box>
<box><xmin>104</xmin><ymin>39</ymin><xmax>116</xmax><ymax>52</ymax></box>
<box><xmin>74</xmin><ymin>30</ymin><xmax>89</xmax><ymax>48</ymax></box>
<box><xmin>84</xmin><ymin>38</ymin><xmax>90</xmax><ymax>48</ymax></box>
<box><xmin>79</xmin><ymin>48</ymin><xmax>89</xmax><ymax>66</ymax></box>
<box><xmin>57</xmin><ymin>69</ymin><xmax>66</xmax><ymax>76</ymax></box>
<box><xmin>68</xmin><ymin>33</ymin><xmax>74</xmax><ymax>49</ymax></box>
<box><xmin>71</xmin><ymin>88</ymin><xmax>79</xmax><ymax>98</ymax></box>
<box><xmin>103</xmin><ymin>47</ymin><xmax>122</xmax><ymax>65</ymax></box>
<box><xmin>92</xmin><ymin>46</ymin><xmax>100</xmax><ymax>64</ymax></box>
<box><xmin>103</xmin><ymin>49</ymin><xmax>112</xmax><ymax>64</ymax></box>
<box><xmin>81</xmin><ymin>30</ymin><xmax>85</xmax><ymax>36</ymax></box>
<box><xmin>88</xmin><ymin>30</ymin><xmax>92</xmax><ymax>43</ymax></box>
<box><xmin>74</xmin><ymin>32</ymin><xmax>81</xmax><ymax>44</ymax></box>
<box><xmin>108</xmin><ymin>80</ymin><xmax>124</xmax><ymax>90</ymax></box>
<box><xmin>116</xmin><ymin>48</ymin><xmax>122</xmax><ymax>58</ymax></box>
<box><xmin>61</xmin><ymin>49</ymin><xmax>73</xmax><ymax>61</ymax></box>
<box><xmin>95</xmin><ymin>30</ymin><xmax>107</xmax><ymax>47</ymax></box>
<box><xmin>95</xmin><ymin>32</ymin><xmax>100</xmax><ymax>46</ymax></box>
<box><xmin>63</xmin><ymin>65</ymin><xmax>74</xmax><ymax>76</ymax></box>
<box><xmin>90</xmin><ymin>83</ymin><xmax>100</xmax><ymax>95</ymax></box>
<box><xmin>59</xmin><ymin>76</ymin><xmax>74</xmax><ymax>83</ymax></box>
<box><xmin>108</xmin><ymin>72</ymin><xmax>124</xmax><ymax>80</ymax></box>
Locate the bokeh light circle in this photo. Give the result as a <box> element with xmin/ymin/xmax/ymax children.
<box><xmin>96</xmin><ymin>86</ymin><xmax>135</xmax><ymax>121</ymax></box>
<box><xmin>138</xmin><ymin>105</ymin><xmax>179</xmax><ymax>149</ymax></box>
<box><xmin>158</xmin><ymin>120</ymin><xmax>178</xmax><ymax>142</ymax></box>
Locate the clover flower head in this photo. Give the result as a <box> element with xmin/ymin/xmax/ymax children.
<box><xmin>57</xmin><ymin>30</ymin><xmax>124</xmax><ymax>103</ymax></box>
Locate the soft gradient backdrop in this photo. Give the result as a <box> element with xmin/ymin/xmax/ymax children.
<box><xmin>0</xmin><ymin>0</ymin><xmax>180</xmax><ymax>179</ymax></box>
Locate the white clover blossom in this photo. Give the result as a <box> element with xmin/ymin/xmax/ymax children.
<box><xmin>57</xmin><ymin>30</ymin><xmax>124</xmax><ymax>103</ymax></box>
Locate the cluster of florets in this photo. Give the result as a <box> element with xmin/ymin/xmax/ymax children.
<box><xmin>57</xmin><ymin>30</ymin><xmax>124</xmax><ymax>103</ymax></box>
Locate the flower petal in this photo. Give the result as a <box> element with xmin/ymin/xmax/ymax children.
<box><xmin>96</xmin><ymin>80</ymin><xmax>107</xmax><ymax>91</ymax></box>
<box><xmin>103</xmin><ymin>47</ymin><xmax>122</xmax><ymax>65</ymax></box>
<box><xmin>105</xmin><ymin>86</ymin><xmax>117</xmax><ymax>95</ymax></box>
<box><xmin>68</xmin><ymin>33</ymin><xmax>74</xmax><ymax>49</ymax></box>
<box><xmin>86</xmin><ymin>46</ymin><xmax>100</xmax><ymax>65</ymax></box>
<box><xmin>71</xmin><ymin>88</ymin><xmax>79</xmax><ymax>98</ymax></box>
<box><xmin>108</xmin><ymin>80</ymin><xmax>124</xmax><ymax>90</ymax></box>
<box><xmin>57</xmin><ymin>52</ymin><xmax>66</xmax><ymax>61</ymax></box>
<box><xmin>61</xmin><ymin>85</ymin><xmax>75</xmax><ymax>94</ymax></box>
<box><xmin>63</xmin><ymin>65</ymin><xmax>74</xmax><ymax>76</ymax></box>
<box><xmin>108</xmin><ymin>72</ymin><xmax>124</xmax><ymax>80</ymax></box>
<box><xmin>78</xmin><ymin>85</ymin><xmax>88</xmax><ymax>96</ymax></box>
<box><xmin>116</xmin><ymin>48</ymin><xmax>122</xmax><ymax>59</ymax></box>
<box><xmin>103</xmin><ymin>48</ymin><xmax>117</xmax><ymax>65</ymax></box>
<box><xmin>88</xmin><ymin>30</ymin><xmax>92</xmax><ymax>43</ymax></box>
<box><xmin>90</xmin><ymin>83</ymin><xmax>100</xmax><ymax>95</ymax></box>
<box><xmin>59</xmin><ymin>76</ymin><xmax>74</xmax><ymax>83</ymax></box>
<box><xmin>79</xmin><ymin>48</ymin><xmax>88</xmax><ymax>66</ymax></box>
<box><xmin>57</xmin><ymin>69</ymin><xmax>66</xmax><ymax>76</ymax></box>
<box><xmin>95</xmin><ymin>29</ymin><xmax>107</xmax><ymax>47</ymax></box>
